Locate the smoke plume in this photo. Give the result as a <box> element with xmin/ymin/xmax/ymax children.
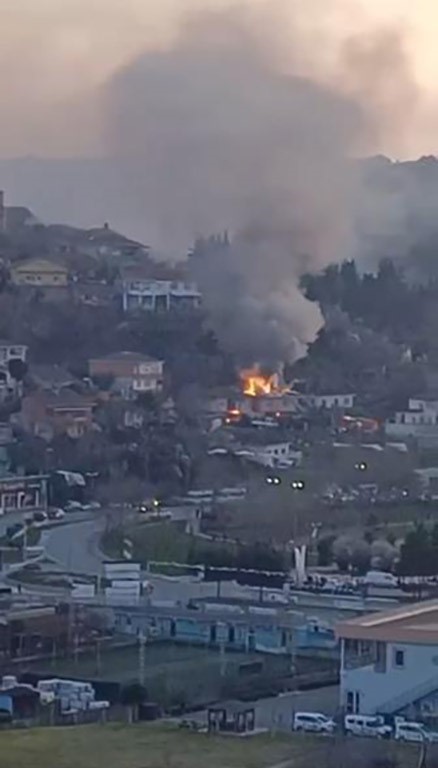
<box><xmin>103</xmin><ymin>3</ymin><xmax>418</xmax><ymax>365</ymax></box>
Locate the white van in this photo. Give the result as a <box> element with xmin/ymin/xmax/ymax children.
<box><xmin>395</xmin><ymin>721</ymin><xmax>429</xmax><ymax>743</ymax></box>
<box><xmin>364</xmin><ymin>571</ymin><xmax>398</xmax><ymax>588</ymax></box>
<box><xmin>344</xmin><ymin>714</ymin><xmax>392</xmax><ymax>739</ymax></box>
<box><xmin>293</xmin><ymin>712</ymin><xmax>336</xmax><ymax>734</ymax></box>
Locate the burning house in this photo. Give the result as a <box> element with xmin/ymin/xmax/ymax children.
<box><xmin>237</xmin><ymin>366</ymin><xmax>304</xmax><ymax>417</ymax></box>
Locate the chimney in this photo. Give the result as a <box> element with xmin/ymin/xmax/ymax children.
<box><xmin>0</xmin><ymin>191</ymin><xmax>5</xmax><ymax>232</ymax></box>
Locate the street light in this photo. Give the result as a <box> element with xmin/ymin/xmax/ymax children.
<box><xmin>290</xmin><ymin>480</ymin><xmax>305</xmax><ymax>491</ymax></box>
<box><xmin>354</xmin><ymin>462</ymin><xmax>367</xmax><ymax>472</ymax></box>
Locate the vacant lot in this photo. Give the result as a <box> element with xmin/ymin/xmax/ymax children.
<box><xmin>0</xmin><ymin>723</ymin><xmax>423</xmax><ymax>768</ymax></box>
<box><xmin>102</xmin><ymin>520</ymin><xmax>236</xmax><ymax>567</ymax></box>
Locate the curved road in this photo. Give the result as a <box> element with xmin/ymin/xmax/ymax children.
<box><xmin>43</xmin><ymin>515</ymin><xmax>401</xmax><ymax>616</ymax></box>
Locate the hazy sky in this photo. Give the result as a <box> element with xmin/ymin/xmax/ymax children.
<box><xmin>0</xmin><ymin>0</ymin><xmax>438</xmax><ymax>157</ymax></box>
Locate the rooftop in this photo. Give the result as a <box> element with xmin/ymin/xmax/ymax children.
<box><xmin>12</xmin><ymin>258</ymin><xmax>68</xmax><ymax>273</ymax></box>
<box><xmin>91</xmin><ymin>351</ymin><xmax>162</xmax><ymax>364</ymax></box>
<box><xmin>30</xmin><ymin>364</ymin><xmax>75</xmax><ymax>387</ymax></box>
<box><xmin>336</xmin><ymin>599</ymin><xmax>438</xmax><ymax>645</ymax></box>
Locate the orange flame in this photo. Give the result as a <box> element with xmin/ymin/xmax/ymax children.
<box><xmin>240</xmin><ymin>367</ymin><xmax>280</xmax><ymax>397</ymax></box>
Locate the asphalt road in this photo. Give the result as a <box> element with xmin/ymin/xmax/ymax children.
<box><xmin>41</xmin><ymin>515</ymin><xmax>402</xmax><ymax>630</ymax></box>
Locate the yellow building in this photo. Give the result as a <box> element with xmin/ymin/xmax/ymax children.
<box><xmin>11</xmin><ymin>258</ymin><xmax>69</xmax><ymax>287</ymax></box>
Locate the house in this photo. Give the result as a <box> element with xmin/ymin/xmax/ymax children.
<box><xmin>409</xmin><ymin>397</ymin><xmax>438</xmax><ymax>413</ymax></box>
<box><xmin>232</xmin><ymin>430</ymin><xmax>302</xmax><ymax>468</ymax></box>
<box><xmin>122</xmin><ymin>276</ymin><xmax>201</xmax><ymax>312</ymax></box>
<box><xmin>0</xmin><ymin>474</ymin><xmax>48</xmax><ymax>512</ymax></box>
<box><xmin>385</xmin><ymin>408</ymin><xmax>438</xmax><ymax>438</ymax></box>
<box><xmin>310</xmin><ymin>393</ymin><xmax>356</xmax><ymax>409</ymax></box>
<box><xmin>336</xmin><ymin>600</ymin><xmax>438</xmax><ymax>719</ymax></box>
<box><xmin>0</xmin><ymin>341</ymin><xmax>27</xmax><ymax>369</ymax></box>
<box><xmin>0</xmin><ymin>341</ymin><xmax>28</xmax><ymax>396</ymax></box>
<box><xmin>89</xmin><ymin>352</ymin><xmax>164</xmax><ymax>399</ymax></box>
<box><xmin>11</xmin><ymin>258</ymin><xmax>69</xmax><ymax>287</ymax></box>
<box><xmin>414</xmin><ymin>467</ymin><xmax>438</xmax><ymax>495</ymax></box>
<box><xmin>240</xmin><ymin>392</ymin><xmax>304</xmax><ymax>417</ymax></box>
<box><xmin>19</xmin><ymin>390</ymin><xmax>96</xmax><ymax>440</ymax></box>
<box><xmin>81</xmin><ymin>224</ymin><xmax>149</xmax><ymax>259</ymax></box>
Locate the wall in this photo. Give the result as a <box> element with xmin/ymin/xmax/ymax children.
<box><xmin>90</xmin><ymin>357</ymin><xmax>163</xmax><ymax>379</ymax></box>
<box><xmin>385</xmin><ymin>422</ymin><xmax>438</xmax><ymax>438</ymax></box>
<box><xmin>13</xmin><ymin>269</ymin><xmax>68</xmax><ymax>287</ymax></box>
<box><xmin>313</xmin><ymin>394</ymin><xmax>355</xmax><ymax>409</ymax></box>
<box><xmin>340</xmin><ymin>640</ymin><xmax>438</xmax><ymax>714</ymax></box>
<box><xmin>410</xmin><ymin>399</ymin><xmax>438</xmax><ymax>413</ymax></box>
<box><xmin>112</xmin><ymin>610</ymin><xmax>290</xmax><ymax>654</ymax></box>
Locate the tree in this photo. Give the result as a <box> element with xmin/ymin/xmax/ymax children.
<box><xmin>120</xmin><ymin>682</ymin><xmax>147</xmax><ymax>724</ymax></box>
<box><xmin>317</xmin><ymin>536</ymin><xmax>335</xmax><ymax>567</ymax></box>
<box><xmin>370</xmin><ymin>540</ymin><xmax>398</xmax><ymax>572</ymax></box>
<box><xmin>8</xmin><ymin>357</ymin><xmax>27</xmax><ymax>382</ymax></box>
<box><xmin>333</xmin><ymin>536</ymin><xmax>371</xmax><ymax>574</ymax></box>
<box><xmin>398</xmin><ymin>523</ymin><xmax>438</xmax><ymax>577</ymax></box>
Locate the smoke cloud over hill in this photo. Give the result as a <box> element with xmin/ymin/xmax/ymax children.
<box><xmin>103</xmin><ymin>3</ymin><xmax>417</xmax><ymax>364</ymax></box>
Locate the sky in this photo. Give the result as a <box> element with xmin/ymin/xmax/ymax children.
<box><xmin>0</xmin><ymin>0</ymin><xmax>437</xmax><ymax>157</ymax></box>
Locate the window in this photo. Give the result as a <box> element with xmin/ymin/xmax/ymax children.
<box><xmin>394</xmin><ymin>649</ymin><xmax>405</xmax><ymax>668</ymax></box>
<box><xmin>375</xmin><ymin>641</ymin><xmax>387</xmax><ymax>673</ymax></box>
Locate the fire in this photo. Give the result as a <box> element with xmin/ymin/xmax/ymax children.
<box><xmin>240</xmin><ymin>367</ymin><xmax>280</xmax><ymax>397</ymax></box>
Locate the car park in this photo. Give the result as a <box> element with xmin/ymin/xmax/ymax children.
<box><xmin>344</xmin><ymin>714</ymin><xmax>392</xmax><ymax>739</ymax></box>
<box><xmin>293</xmin><ymin>712</ymin><xmax>336</xmax><ymax>734</ymax></box>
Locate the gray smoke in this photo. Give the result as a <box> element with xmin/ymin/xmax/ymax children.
<box><xmin>103</xmin><ymin>4</ymin><xmax>419</xmax><ymax>364</ymax></box>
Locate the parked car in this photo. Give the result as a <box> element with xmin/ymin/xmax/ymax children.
<box><xmin>363</xmin><ymin>571</ymin><xmax>398</xmax><ymax>588</ymax></box>
<box><xmin>48</xmin><ymin>508</ymin><xmax>66</xmax><ymax>521</ymax></box>
<box><xmin>395</xmin><ymin>721</ymin><xmax>430</xmax><ymax>743</ymax></box>
<box><xmin>344</xmin><ymin>715</ymin><xmax>392</xmax><ymax>739</ymax></box>
<box><xmin>66</xmin><ymin>501</ymin><xmax>83</xmax><ymax>511</ymax></box>
<box><xmin>293</xmin><ymin>712</ymin><xmax>336</xmax><ymax>734</ymax></box>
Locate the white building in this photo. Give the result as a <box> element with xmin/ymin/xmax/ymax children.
<box><xmin>0</xmin><ymin>341</ymin><xmax>28</xmax><ymax>395</ymax></box>
<box><xmin>311</xmin><ymin>393</ymin><xmax>356</xmax><ymax>409</ymax></box>
<box><xmin>122</xmin><ymin>278</ymin><xmax>201</xmax><ymax>312</ymax></box>
<box><xmin>385</xmin><ymin>406</ymin><xmax>438</xmax><ymax>438</ymax></box>
<box><xmin>337</xmin><ymin>601</ymin><xmax>438</xmax><ymax>719</ymax></box>
<box><xmin>409</xmin><ymin>397</ymin><xmax>438</xmax><ymax>413</ymax></box>
<box><xmin>235</xmin><ymin>434</ymin><xmax>302</xmax><ymax>468</ymax></box>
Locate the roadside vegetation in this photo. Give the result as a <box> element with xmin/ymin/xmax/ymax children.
<box><xmin>0</xmin><ymin>723</ymin><xmax>424</xmax><ymax>768</ymax></box>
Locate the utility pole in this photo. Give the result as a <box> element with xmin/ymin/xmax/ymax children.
<box><xmin>138</xmin><ymin>631</ymin><xmax>146</xmax><ymax>686</ymax></box>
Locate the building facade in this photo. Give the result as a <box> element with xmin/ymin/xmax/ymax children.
<box><xmin>311</xmin><ymin>393</ymin><xmax>356</xmax><ymax>409</ymax></box>
<box><xmin>0</xmin><ymin>341</ymin><xmax>28</xmax><ymax>395</ymax></box>
<box><xmin>89</xmin><ymin>352</ymin><xmax>164</xmax><ymax>398</ymax></box>
<box><xmin>122</xmin><ymin>278</ymin><xmax>201</xmax><ymax>312</ymax></box>
<box><xmin>11</xmin><ymin>259</ymin><xmax>69</xmax><ymax>287</ymax></box>
<box><xmin>0</xmin><ymin>474</ymin><xmax>48</xmax><ymax>512</ymax></box>
<box><xmin>19</xmin><ymin>390</ymin><xmax>95</xmax><ymax>440</ymax></box>
<box><xmin>337</xmin><ymin>601</ymin><xmax>438</xmax><ymax>720</ymax></box>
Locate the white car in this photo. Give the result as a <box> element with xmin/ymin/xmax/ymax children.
<box><xmin>395</xmin><ymin>721</ymin><xmax>430</xmax><ymax>743</ymax></box>
<box><xmin>66</xmin><ymin>500</ymin><xmax>83</xmax><ymax>510</ymax></box>
<box><xmin>293</xmin><ymin>712</ymin><xmax>336</xmax><ymax>734</ymax></box>
<box><xmin>344</xmin><ymin>714</ymin><xmax>392</xmax><ymax>739</ymax></box>
<box><xmin>48</xmin><ymin>508</ymin><xmax>66</xmax><ymax>520</ymax></box>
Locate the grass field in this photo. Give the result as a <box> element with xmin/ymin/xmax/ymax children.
<box><xmin>0</xmin><ymin>723</ymin><xmax>421</xmax><ymax>768</ymax></box>
<box><xmin>102</xmin><ymin>520</ymin><xmax>235</xmax><ymax>567</ymax></box>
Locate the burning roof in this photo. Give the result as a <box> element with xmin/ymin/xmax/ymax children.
<box><xmin>240</xmin><ymin>366</ymin><xmax>286</xmax><ymax>398</ymax></box>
